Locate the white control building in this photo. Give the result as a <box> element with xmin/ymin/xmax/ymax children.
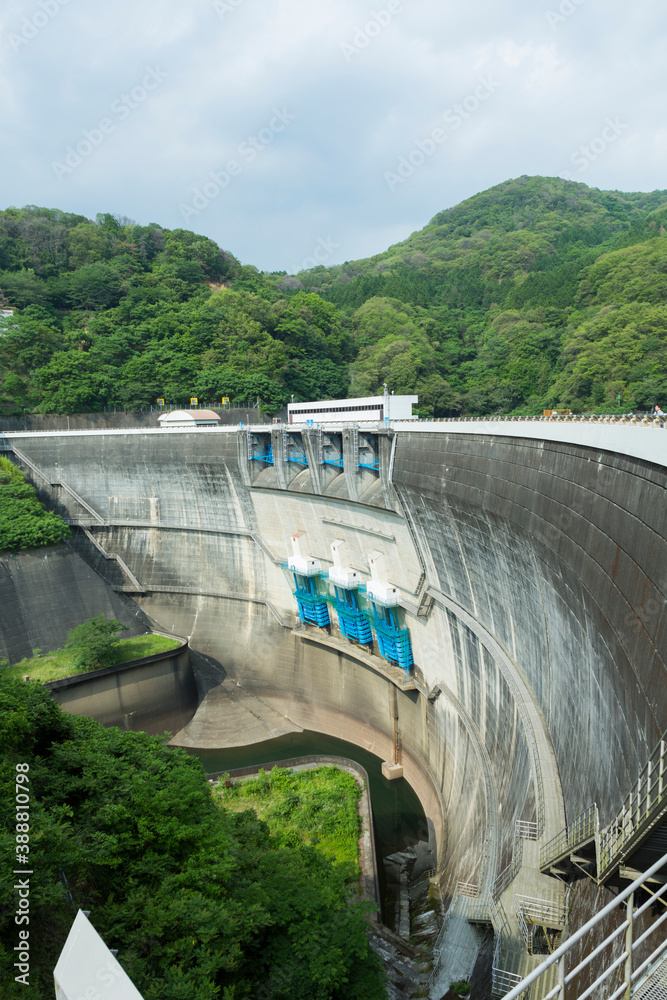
<box><xmin>288</xmin><ymin>392</ymin><xmax>418</xmax><ymax>425</ymax></box>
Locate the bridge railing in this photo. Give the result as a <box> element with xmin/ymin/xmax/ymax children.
<box><xmin>499</xmin><ymin>852</ymin><xmax>667</xmax><ymax>1000</ymax></box>
<box><xmin>514</xmin><ymin>895</ymin><xmax>567</xmax><ymax>954</ymax></box>
<box><xmin>397</xmin><ymin>413</ymin><xmax>666</xmax><ymax>428</ymax></box>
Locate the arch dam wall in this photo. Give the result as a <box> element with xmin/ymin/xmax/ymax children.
<box><xmin>1</xmin><ymin>421</ymin><xmax>665</xmax><ymax>976</ymax></box>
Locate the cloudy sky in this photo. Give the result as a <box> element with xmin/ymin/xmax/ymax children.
<box><xmin>1</xmin><ymin>0</ymin><xmax>666</xmax><ymax>272</ymax></box>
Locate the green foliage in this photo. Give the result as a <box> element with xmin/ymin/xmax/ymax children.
<box><xmin>63</xmin><ymin>614</ymin><xmax>128</xmax><ymax>670</ymax></box>
<box><xmin>449</xmin><ymin>980</ymin><xmax>471</xmax><ymax>995</ymax></box>
<box><xmin>217</xmin><ymin>766</ymin><xmax>362</xmax><ymax>869</ymax></box>
<box><xmin>33</xmin><ymin>350</ymin><xmax>114</xmax><ymax>413</ymax></box>
<box><xmin>0</xmin><ymin>456</ymin><xmax>70</xmax><ymax>551</ymax></box>
<box><xmin>2</xmin><ymin>178</ymin><xmax>667</xmax><ymax>416</ymax></box>
<box><xmin>0</xmin><ymin>678</ymin><xmax>385</xmax><ymax>999</ymax></box>
<box><xmin>2</xmin><ymin>632</ymin><xmax>180</xmax><ymax>679</ymax></box>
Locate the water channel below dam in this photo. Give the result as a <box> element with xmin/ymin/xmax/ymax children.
<box><xmin>186</xmin><ymin>730</ymin><xmax>434</xmax><ymax>930</ymax></box>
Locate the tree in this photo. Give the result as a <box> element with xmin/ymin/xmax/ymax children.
<box><xmin>64</xmin><ymin>615</ymin><xmax>128</xmax><ymax>669</ymax></box>
<box><xmin>0</xmin><ymin>457</ymin><xmax>70</xmax><ymax>551</ymax></box>
<box><xmin>284</xmin><ymin>358</ymin><xmax>350</xmax><ymax>401</ymax></box>
<box><xmin>33</xmin><ymin>351</ymin><xmax>113</xmax><ymax>413</ymax></box>
<box><xmin>0</xmin><ymin>677</ymin><xmax>386</xmax><ymax>1000</ymax></box>
<box><xmin>66</xmin><ymin>222</ymin><xmax>108</xmax><ymax>269</ymax></box>
<box><xmin>0</xmin><ymin>268</ymin><xmax>50</xmax><ymax>308</ymax></box>
<box><xmin>68</xmin><ymin>262</ymin><xmax>124</xmax><ymax>310</ymax></box>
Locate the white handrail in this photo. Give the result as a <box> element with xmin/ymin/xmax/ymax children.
<box><xmin>501</xmin><ymin>851</ymin><xmax>667</xmax><ymax>1000</ymax></box>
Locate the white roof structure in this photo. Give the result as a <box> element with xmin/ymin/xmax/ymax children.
<box><xmin>158</xmin><ymin>409</ymin><xmax>221</xmax><ymax>427</ymax></box>
<box><xmin>54</xmin><ymin>910</ymin><xmax>144</xmax><ymax>1000</ymax></box>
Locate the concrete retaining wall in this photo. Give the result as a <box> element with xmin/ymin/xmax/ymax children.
<box><xmin>45</xmin><ymin>640</ymin><xmax>197</xmax><ymax>735</ymax></box>
<box><xmin>0</xmin><ymin>545</ymin><xmax>149</xmax><ymax>663</ymax></box>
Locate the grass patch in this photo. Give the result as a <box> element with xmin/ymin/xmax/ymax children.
<box><xmin>1</xmin><ymin>633</ymin><xmax>180</xmax><ymax>683</ymax></box>
<box><xmin>214</xmin><ymin>765</ymin><xmax>362</xmax><ymax>872</ymax></box>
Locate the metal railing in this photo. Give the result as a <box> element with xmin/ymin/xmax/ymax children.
<box><xmin>540</xmin><ymin>804</ymin><xmax>599</xmax><ymax>870</ymax></box>
<box><xmin>500</xmin><ymin>852</ymin><xmax>667</xmax><ymax>1000</ymax></box>
<box><xmin>539</xmin><ymin>729</ymin><xmax>667</xmax><ymax>884</ymax></box>
<box><xmin>12</xmin><ymin>446</ymin><xmax>107</xmax><ymax>524</ymax></box>
<box><xmin>517</xmin><ymin>820</ymin><xmax>539</xmax><ymax>841</ymax></box>
<box><xmin>514</xmin><ymin>896</ymin><xmax>567</xmax><ymax>954</ymax></box>
<box><xmin>428</xmin><ymin>889</ymin><xmax>458</xmax><ymax>988</ymax></box>
<box><xmin>428</xmin><ymin>882</ymin><xmax>495</xmax><ymax>990</ymax></box>
<box><xmin>493</xmin><ymin>832</ymin><xmax>525</xmax><ymax>901</ymax></box>
<box><xmin>598</xmin><ymin>738</ymin><xmax>667</xmax><ymax>879</ymax></box>
<box><xmin>515</xmin><ymin>896</ymin><xmax>567</xmax><ymax>929</ymax></box>
<box><xmin>412</xmin><ymin>414</ymin><xmax>667</xmax><ymax>428</ymax></box>
<box><xmin>409</xmin><ymin>867</ymin><xmax>437</xmax><ymax>896</ymax></box>
<box><xmin>494</xmin><ymin>967</ymin><xmax>525</xmax><ymax>996</ymax></box>
<box><xmin>491</xmin><ymin>898</ymin><xmax>523</xmax><ymax>997</ymax></box>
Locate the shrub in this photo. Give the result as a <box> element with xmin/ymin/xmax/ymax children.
<box><xmin>64</xmin><ymin>615</ymin><xmax>128</xmax><ymax>669</ymax></box>
<box><xmin>0</xmin><ymin>457</ymin><xmax>70</xmax><ymax>552</ymax></box>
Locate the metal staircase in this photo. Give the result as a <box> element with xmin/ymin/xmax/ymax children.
<box><xmin>540</xmin><ymin>731</ymin><xmax>667</xmax><ymax>888</ymax></box>
<box><xmin>500</xmin><ymin>851</ymin><xmax>667</xmax><ymax>1000</ymax></box>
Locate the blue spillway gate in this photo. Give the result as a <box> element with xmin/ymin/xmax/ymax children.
<box><xmin>293</xmin><ymin>573</ymin><xmax>330</xmax><ymax>627</ymax></box>
<box><xmin>251</xmin><ymin>445</ymin><xmax>274</xmax><ymax>465</ymax></box>
<box><xmin>332</xmin><ymin>587</ymin><xmax>373</xmax><ymax>645</ymax></box>
<box><xmin>370</xmin><ymin>604</ymin><xmax>414</xmax><ymax>675</ymax></box>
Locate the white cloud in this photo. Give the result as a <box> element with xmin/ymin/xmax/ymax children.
<box><xmin>0</xmin><ymin>0</ymin><xmax>666</xmax><ymax>270</ymax></box>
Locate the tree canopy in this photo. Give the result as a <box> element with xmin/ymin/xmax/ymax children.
<box><xmin>0</xmin><ymin>456</ymin><xmax>70</xmax><ymax>552</ymax></box>
<box><xmin>0</xmin><ymin>677</ymin><xmax>385</xmax><ymax>999</ymax></box>
<box><xmin>1</xmin><ymin>177</ymin><xmax>667</xmax><ymax>417</ymax></box>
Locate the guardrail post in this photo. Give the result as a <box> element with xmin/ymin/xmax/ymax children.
<box><xmin>624</xmin><ymin>891</ymin><xmax>634</xmax><ymax>1000</ymax></box>
<box><xmin>660</xmin><ymin>742</ymin><xmax>665</xmax><ymax>799</ymax></box>
<box><xmin>558</xmin><ymin>954</ymin><xmax>566</xmax><ymax>1000</ymax></box>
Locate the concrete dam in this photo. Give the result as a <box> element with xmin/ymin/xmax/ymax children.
<box><xmin>1</xmin><ymin>418</ymin><xmax>665</xmax><ymax>993</ymax></box>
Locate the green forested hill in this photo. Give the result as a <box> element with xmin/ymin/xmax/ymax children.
<box><xmin>2</xmin><ymin>175</ymin><xmax>667</xmax><ymax>417</ymax></box>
